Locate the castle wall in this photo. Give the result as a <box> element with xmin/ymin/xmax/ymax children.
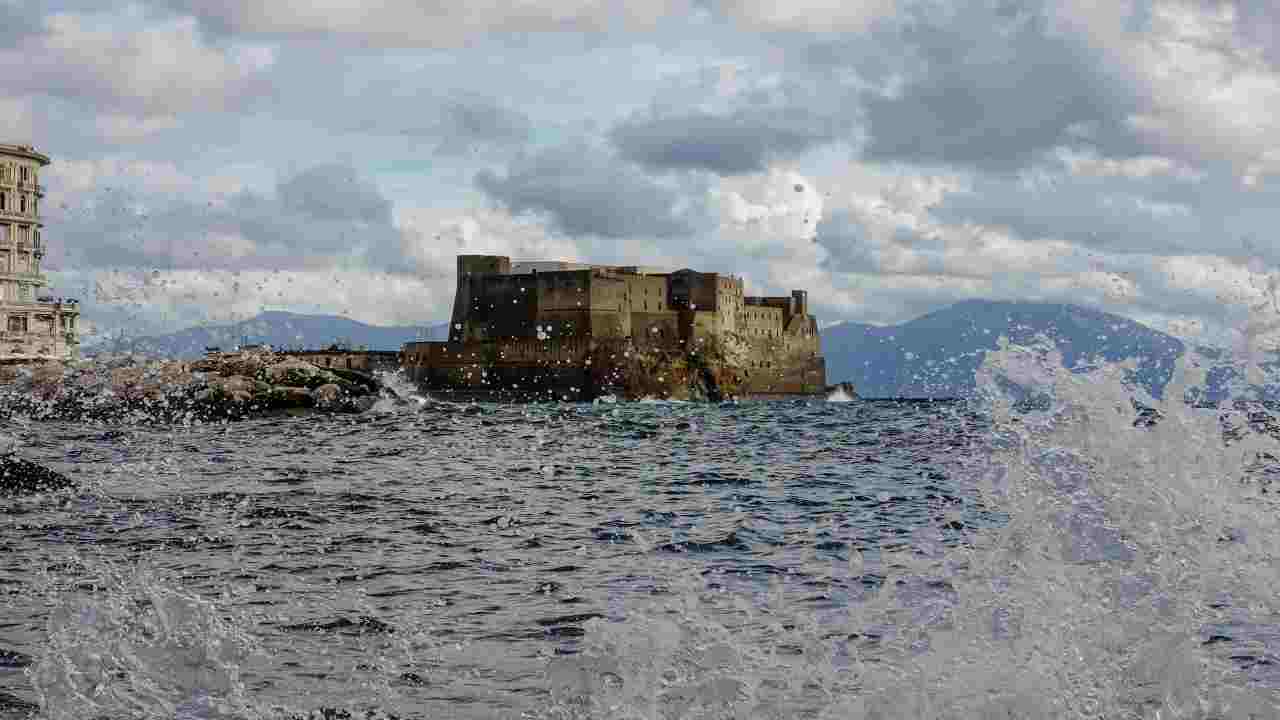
<box><xmin>279</xmin><ymin>350</ymin><xmax>400</xmax><ymax>373</ymax></box>
<box><xmin>629</xmin><ymin>311</ymin><xmax>680</xmax><ymax>345</ymax></box>
<box><xmin>587</xmin><ymin>273</ymin><xmax>630</xmax><ymax>338</ymax></box>
<box><xmin>670</xmin><ymin>270</ymin><xmax>720</xmax><ymax>314</ymax></box>
<box><xmin>416</xmin><ymin>254</ymin><xmax>828</xmax><ymax>400</ymax></box>
<box><xmin>687</xmin><ymin>310</ymin><xmax>720</xmax><ymax>343</ymax></box>
<box><xmin>450</xmin><ymin>255</ymin><xmax>511</xmax><ymax>341</ymax></box>
<box><xmin>624</xmin><ymin>275</ymin><xmax>669</xmax><ymax>315</ymax></box>
<box><xmin>459</xmin><ymin>272</ymin><xmax>537</xmax><ymax>340</ymax></box>
<box><xmin>530</xmin><ymin>269</ymin><xmax>593</xmax><ymax>338</ymax></box>
<box><xmin>741</xmin><ymin>304</ymin><xmax>785</xmax><ymax>339</ymax></box>
<box><xmin>714</xmin><ymin>276</ymin><xmax>743</xmax><ymax>334</ymax></box>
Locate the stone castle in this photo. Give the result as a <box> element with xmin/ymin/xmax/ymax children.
<box><xmin>403</xmin><ymin>255</ymin><xmax>826</xmax><ymax>400</ymax></box>
<box><xmin>0</xmin><ymin>144</ymin><xmax>79</xmax><ymax>362</ymax></box>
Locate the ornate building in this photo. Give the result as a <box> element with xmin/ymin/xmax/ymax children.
<box><xmin>0</xmin><ymin>143</ymin><xmax>79</xmax><ymax>361</ymax></box>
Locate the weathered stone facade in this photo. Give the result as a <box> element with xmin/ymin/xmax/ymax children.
<box><xmin>0</xmin><ymin>143</ymin><xmax>79</xmax><ymax>362</ymax></box>
<box><xmin>275</xmin><ymin>349</ymin><xmax>400</xmax><ymax>374</ymax></box>
<box><xmin>404</xmin><ymin>255</ymin><xmax>826</xmax><ymax>400</ymax></box>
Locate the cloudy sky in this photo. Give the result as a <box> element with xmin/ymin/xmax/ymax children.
<box><xmin>4</xmin><ymin>0</ymin><xmax>1280</xmax><ymax>347</ymax></box>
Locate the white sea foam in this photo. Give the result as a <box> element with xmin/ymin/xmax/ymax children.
<box><xmin>28</xmin><ymin>559</ymin><xmax>261</xmax><ymax>720</ymax></box>
<box><xmin>826</xmin><ymin>387</ymin><xmax>855</xmax><ymax>402</ymax></box>
<box><xmin>373</xmin><ymin>369</ymin><xmax>428</xmax><ymax>407</ymax></box>
<box><xmin>535</xmin><ymin>337</ymin><xmax>1280</xmax><ymax>718</ymax></box>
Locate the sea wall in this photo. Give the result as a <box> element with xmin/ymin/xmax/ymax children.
<box><xmin>402</xmin><ymin>333</ymin><xmax>826</xmax><ymax>401</ymax></box>
<box><xmin>275</xmin><ymin>349</ymin><xmax>400</xmax><ymax>374</ymax></box>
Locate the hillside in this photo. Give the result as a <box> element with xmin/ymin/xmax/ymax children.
<box><xmin>822</xmin><ymin>300</ymin><xmax>1187</xmax><ymax>399</ymax></box>
<box><xmin>89</xmin><ymin>311</ymin><xmax>449</xmax><ymax>359</ymax></box>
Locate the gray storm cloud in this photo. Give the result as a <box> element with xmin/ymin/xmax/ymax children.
<box><xmin>13</xmin><ymin>0</ymin><xmax>1280</xmax><ymax>344</ymax></box>
<box><xmin>475</xmin><ymin>143</ymin><xmax>716</xmax><ymax>239</ymax></box>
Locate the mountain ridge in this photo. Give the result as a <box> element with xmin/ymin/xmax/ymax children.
<box><xmin>821</xmin><ymin>300</ymin><xmax>1188</xmax><ymax>399</ymax></box>
<box><xmin>89</xmin><ymin>312</ymin><xmax>448</xmax><ymax>359</ymax></box>
<box><xmin>86</xmin><ymin>302</ymin><xmax>1264</xmax><ymax>401</ymax></box>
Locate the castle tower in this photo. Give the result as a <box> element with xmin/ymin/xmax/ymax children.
<box><xmin>0</xmin><ymin>143</ymin><xmax>79</xmax><ymax>361</ymax></box>
<box><xmin>449</xmin><ymin>255</ymin><xmax>511</xmax><ymax>342</ymax></box>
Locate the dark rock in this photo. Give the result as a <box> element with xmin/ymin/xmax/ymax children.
<box><xmin>0</xmin><ymin>690</ymin><xmax>36</xmax><ymax>716</ymax></box>
<box><xmin>0</xmin><ymin>456</ymin><xmax>73</xmax><ymax>495</ymax></box>
<box><xmin>0</xmin><ymin>649</ymin><xmax>31</xmax><ymax>667</ymax></box>
<box><xmin>282</xmin><ymin>615</ymin><xmax>393</xmax><ymax>634</ymax></box>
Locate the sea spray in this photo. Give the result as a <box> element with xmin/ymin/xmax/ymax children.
<box><xmin>26</xmin><ymin>556</ymin><xmax>261</xmax><ymax>720</ymax></box>
<box><xmin>373</xmin><ymin>369</ymin><xmax>428</xmax><ymax>408</ymax></box>
<box><xmin>826</xmin><ymin>386</ymin><xmax>855</xmax><ymax>403</ymax></box>
<box><xmin>533</xmin><ymin>341</ymin><xmax>1280</xmax><ymax>718</ymax></box>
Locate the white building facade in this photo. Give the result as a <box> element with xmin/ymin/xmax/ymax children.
<box><xmin>0</xmin><ymin>143</ymin><xmax>79</xmax><ymax>361</ymax></box>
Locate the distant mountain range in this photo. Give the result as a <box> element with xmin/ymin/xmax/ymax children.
<box><xmin>90</xmin><ymin>311</ymin><xmax>448</xmax><ymax>359</ymax></box>
<box><xmin>824</xmin><ymin>300</ymin><xmax>1194</xmax><ymax>400</ymax></box>
<box><xmin>89</xmin><ymin>302</ymin><xmax>1271</xmax><ymax>401</ymax></box>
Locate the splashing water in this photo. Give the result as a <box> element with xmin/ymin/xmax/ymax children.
<box><xmin>27</xmin><ymin>558</ymin><xmax>260</xmax><ymax>720</ymax></box>
<box><xmin>826</xmin><ymin>387</ymin><xmax>855</xmax><ymax>403</ymax></box>
<box><xmin>532</xmin><ymin>340</ymin><xmax>1280</xmax><ymax>719</ymax></box>
<box><xmin>5</xmin><ymin>338</ymin><xmax>1280</xmax><ymax>718</ymax></box>
<box><xmin>373</xmin><ymin>369</ymin><xmax>428</xmax><ymax>409</ymax></box>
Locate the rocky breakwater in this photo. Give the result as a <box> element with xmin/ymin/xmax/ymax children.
<box><xmin>585</xmin><ymin>337</ymin><xmax>746</xmax><ymax>402</ymax></box>
<box><xmin>0</xmin><ymin>350</ymin><xmax>387</xmax><ymax>424</ymax></box>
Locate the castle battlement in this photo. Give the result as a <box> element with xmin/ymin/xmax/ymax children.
<box><xmin>406</xmin><ymin>255</ymin><xmax>826</xmax><ymax>400</ymax></box>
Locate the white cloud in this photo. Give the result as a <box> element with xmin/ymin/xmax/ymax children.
<box><xmin>716</xmin><ymin>169</ymin><xmax>824</xmax><ymax>244</ymax></box>
<box><xmin>397</xmin><ymin>205</ymin><xmax>584</xmax><ymax>279</ymax></box>
<box><xmin>1055</xmin><ymin>147</ymin><xmax>1204</xmax><ymax>181</ymax></box>
<box><xmin>176</xmin><ymin>0</ymin><xmax>690</xmax><ymax>45</ymax></box>
<box><xmin>718</xmin><ymin>0</ymin><xmax>898</xmax><ymax>33</ymax></box>
<box><xmin>1060</xmin><ymin>0</ymin><xmax>1280</xmax><ymax>183</ymax></box>
<box><xmin>85</xmin><ymin>266</ymin><xmax>450</xmax><ymax>332</ymax></box>
<box><xmin>0</xmin><ymin>96</ymin><xmax>34</xmax><ymax>142</ymax></box>
<box><xmin>0</xmin><ymin>9</ymin><xmax>275</xmax><ymax>140</ymax></box>
<box><xmin>47</xmin><ymin>157</ymin><xmax>197</xmax><ymax>197</ymax></box>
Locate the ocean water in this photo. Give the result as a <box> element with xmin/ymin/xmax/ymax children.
<box><xmin>1</xmin><ymin>345</ymin><xmax>1279</xmax><ymax>719</ymax></box>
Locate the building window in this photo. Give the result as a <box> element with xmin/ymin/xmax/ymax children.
<box><xmin>19</xmin><ymin>196</ymin><xmax>24</xmax><ymax>214</ymax></box>
<box><xmin>8</xmin><ymin>316</ymin><xmax>25</xmax><ymax>332</ymax></box>
<box><xmin>0</xmin><ymin>193</ymin><xmax>5</xmax><ymax>211</ymax></box>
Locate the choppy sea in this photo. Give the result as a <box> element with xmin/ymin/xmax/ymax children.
<box><xmin>3</xmin><ymin>346</ymin><xmax>1280</xmax><ymax>719</ymax></box>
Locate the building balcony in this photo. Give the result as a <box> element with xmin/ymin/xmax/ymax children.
<box><xmin>0</xmin><ymin>272</ymin><xmax>47</xmax><ymax>285</ymax></box>
<box><xmin>0</xmin><ymin>296</ymin><xmax>75</xmax><ymax>311</ymax></box>
<box><xmin>0</xmin><ymin>209</ymin><xmax>38</xmax><ymax>223</ymax></box>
